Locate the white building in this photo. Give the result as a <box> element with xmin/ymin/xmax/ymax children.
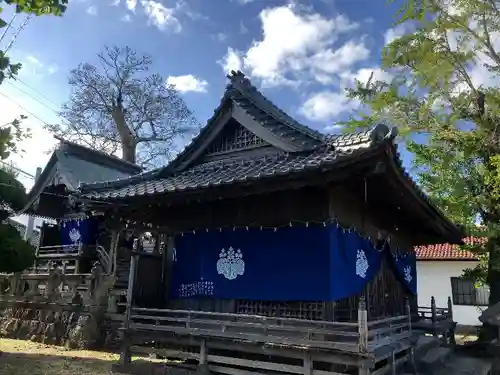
<box><xmin>415</xmin><ymin>237</ymin><xmax>487</xmax><ymax>328</ymax></box>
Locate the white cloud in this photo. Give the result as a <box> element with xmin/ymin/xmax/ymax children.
<box><xmin>219</xmin><ymin>48</ymin><xmax>243</xmax><ymax>74</ymax></box>
<box><xmin>126</xmin><ymin>0</ymin><xmax>137</xmax><ymax>12</ymax></box>
<box><xmin>166</xmin><ymin>74</ymin><xmax>208</xmax><ymax>93</ymax></box>
<box><xmin>22</xmin><ymin>55</ymin><xmax>58</xmax><ymax>77</ymax></box>
<box><xmin>121</xmin><ymin>13</ymin><xmax>132</xmax><ymax>22</ymax></box>
<box><xmin>240</xmin><ymin>21</ymin><xmax>248</xmax><ymax>34</ymax></box>
<box><xmin>213</xmin><ymin>32</ymin><xmax>228</xmax><ymax>42</ymax></box>
<box><xmin>140</xmin><ymin>0</ymin><xmax>181</xmax><ymax>32</ymax></box>
<box><xmin>86</xmin><ymin>5</ymin><xmax>98</xmax><ymax>15</ymax></box>
<box><xmin>340</xmin><ymin>66</ymin><xmax>393</xmax><ymax>86</ymax></box>
<box><xmin>298</xmin><ymin>67</ymin><xmax>392</xmax><ymax>123</ymax></box>
<box><xmin>26</xmin><ymin>55</ymin><xmax>43</xmax><ymax>67</ymax></box>
<box><xmin>299</xmin><ymin>91</ymin><xmax>360</xmax><ymax>122</ymax></box>
<box><xmin>111</xmin><ymin>0</ymin><xmax>121</xmax><ymax>5</ymax></box>
<box><xmin>220</xmin><ymin>4</ymin><xmax>363</xmax><ymax>87</ymax></box>
<box><xmin>384</xmin><ymin>24</ymin><xmax>412</xmax><ymax>45</ymax></box>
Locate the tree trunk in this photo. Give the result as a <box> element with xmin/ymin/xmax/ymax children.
<box><xmin>479</xmin><ymin>235</ymin><xmax>500</xmax><ymax>341</ymax></box>
<box><xmin>111</xmin><ymin>106</ymin><xmax>137</xmax><ymax>164</ymax></box>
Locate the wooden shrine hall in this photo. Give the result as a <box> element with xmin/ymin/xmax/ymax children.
<box><xmin>75</xmin><ymin>71</ymin><xmax>463</xmax><ymax>375</ymax></box>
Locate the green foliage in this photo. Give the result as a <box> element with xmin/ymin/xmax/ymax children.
<box><xmin>343</xmin><ymin>0</ymin><xmax>500</xmax><ymax>292</ymax></box>
<box><xmin>0</xmin><ymin>166</ymin><xmax>26</xmax><ymax>218</ymax></box>
<box><xmin>0</xmin><ymin>221</ymin><xmax>35</xmax><ymax>273</ymax></box>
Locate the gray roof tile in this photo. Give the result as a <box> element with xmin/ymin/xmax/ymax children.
<box><xmin>80</xmin><ymin>124</ymin><xmax>392</xmax><ymax>200</ymax></box>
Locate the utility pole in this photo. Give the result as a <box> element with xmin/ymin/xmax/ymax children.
<box><xmin>24</xmin><ymin>166</ymin><xmax>42</xmax><ymax>242</ymax></box>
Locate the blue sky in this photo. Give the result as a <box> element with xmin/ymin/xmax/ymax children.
<box><xmin>0</xmin><ymin>0</ymin><xmax>409</xmax><ymax>198</ymax></box>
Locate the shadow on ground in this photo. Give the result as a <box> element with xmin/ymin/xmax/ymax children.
<box><xmin>0</xmin><ymin>350</ymin><xmax>197</xmax><ymax>375</ymax></box>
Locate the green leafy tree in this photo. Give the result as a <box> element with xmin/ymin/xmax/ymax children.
<box><xmin>344</xmin><ymin>0</ymin><xmax>500</xmax><ymax>338</ymax></box>
<box><xmin>0</xmin><ymin>165</ymin><xmax>33</xmax><ymax>274</ymax></box>
<box><xmin>0</xmin><ymin>221</ymin><xmax>35</xmax><ymax>273</ymax></box>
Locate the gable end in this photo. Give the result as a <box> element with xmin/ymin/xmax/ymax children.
<box><xmin>204</xmin><ymin>120</ymin><xmax>269</xmax><ymax>156</ymax></box>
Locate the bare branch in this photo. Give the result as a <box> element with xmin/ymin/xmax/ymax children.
<box><xmin>49</xmin><ymin>45</ymin><xmax>200</xmax><ymax>169</ymax></box>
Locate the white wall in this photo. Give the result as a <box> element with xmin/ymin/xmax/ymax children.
<box><xmin>417</xmin><ymin>260</ymin><xmax>484</xmax><ymax>326</ymax></box>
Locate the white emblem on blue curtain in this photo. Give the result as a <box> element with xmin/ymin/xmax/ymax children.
<box><xmin>69</xmin><ymin>228</ymin><xmax>81</xmax><ymax>244</ymax></box>
<box><xmin>217</xmin><ymin>246</ymin><xmax>245</xmax><ymax>280</ymax></box>
<box><xmin>355</xmin><ymin>249</ymin><xmax>369</xmax><ymax>278</ymax></box>
<box><xmin>404</xmin><ymin>265</ymin><xmax>412</xmax><ymax>283</ymax></box>
<box><xmin>172</xmin><ymin>247</ymin><xmax>177</xmax><ymax>262</ymax></box>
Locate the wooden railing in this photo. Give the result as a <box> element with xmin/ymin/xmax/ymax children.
<box><xmin>417</xmin><ymin>296</ymin><xmax>453</xmax><ymax>323</ymax></box>
<box><xmin>126</xmin><ymin>299</ymin><xmax>412</xmax><ymax>355</ymax></box>
<box><xmin>415</xmin><ymin>296</ymin><xmax>455</xmax><ymax>344</ymax></box>
<box><xmin>115</xmin><ymin>255</ymin><xmax>415</xmax><ymax>375</ymax></box>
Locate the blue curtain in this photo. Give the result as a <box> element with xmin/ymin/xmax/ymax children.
<box><xmin>391</xmin><ymin>251</ymin><xmax>417</xmax><ymax>295</ymax></box>
<box><xmin>60</xmin><ymin>218</ymin><xmax>98</xmax><ymax>247</ymax></box>
<box><xmin>329</xmin><ymin>226</ymin><xmax>383</xmax><ymax>300</ymax></box>
<box><xmin>171</xmin><ymin>224</ymin><xmax>384</xmax><ymax>301</ymax></box>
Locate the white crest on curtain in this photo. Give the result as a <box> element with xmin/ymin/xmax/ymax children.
<box><xmin>69</xmin><ymin>228</ymin><xmax>81</xmax><ymax>244</ymax></box>
<box><xmin>172</xmin><ymin>247</ymin><xmax>177</xmax><ymax>262</ymax></box>
<box><xmin>217</xmin><ymin>246</ymin><xmax>245</xmax><ymax>280</ymax></box>
<box><xmin>356</xmin><ymin>249</ymin><xmax>369</xmax><ymax>278</ymax></box>
<box><xmin>404</xmin><ymin>265</ymin><xmax>412</xmax><ymax>284</ymax></box>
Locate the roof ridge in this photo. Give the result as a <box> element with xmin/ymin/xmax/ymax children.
<box><xmin>55</xmin><ymin>136</ymin><xmax>142</xmax><ymax>173</ymax></box>
<box><xmin>227</xmin><ymin>71</ymin><xmax>324</xmax><ymax>141</ymax></box>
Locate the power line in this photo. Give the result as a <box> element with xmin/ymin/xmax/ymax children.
<box><xmin>4</xmin><ymin>14</ymin><xmax>32</xmax><ymax>53</ymax></box>
<box><xmin>0</xmin><ymin>160</ymin><xmax>34</xmax><ymax>179</ymax></box>
<box><xmin>6</xmin><ymin>80</ymin><xmax>59</xmax><ymax>113</ymax></box>
<box><xmin>13</xmin><ymin>77</ymin><xmax>61</xmax><ymax>109</ymax></box>
<box><xmin>0</xmin><ymin>14</ymin><xmax>17</xmax><ymax>47</ymax></box>
<box><xmin>0</xmin><ymin>91</ymin><xmax>51</xmax><ymax>126</ymax></box>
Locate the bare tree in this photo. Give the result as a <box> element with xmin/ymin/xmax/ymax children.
<box><xmin>47</xmin><ymin>46</ymin><xmax>199</xmax><ymax>169</ymax></box>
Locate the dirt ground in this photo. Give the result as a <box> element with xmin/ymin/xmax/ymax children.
<box><xmin>0</xmin><ymin>335</ymin><xmax>483</xmax><ymax>375</ymax></box>
<box><xmin>0</xmin><ymin>339</ymin><xmax>194</xmax><ymax>375</ymax></box>
<box><xmin>0</xmin><ymin>339</ymin><xmax>123</xmax><ymax>375</ymax></box>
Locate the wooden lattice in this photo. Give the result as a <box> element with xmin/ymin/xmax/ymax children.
<box><xmin>235</xmin><ymin>300</ymin><xmax>327</xmax><ymax>320</ymax></box>
<box><xmin>206</xmin><ymin>122</ymin><xmax>266</xmax><ymax>155</ymax></box>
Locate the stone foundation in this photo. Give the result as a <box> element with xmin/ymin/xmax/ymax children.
<box><xmin>0</xmin><ymin>306</ymin><xmax>104</xmax><ymax>349</ymax></box>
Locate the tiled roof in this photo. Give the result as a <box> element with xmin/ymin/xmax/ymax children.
<box><xmin>415</xmin><ymin>236</ymin><xmax>485</xmax><ymax>260</ymax></box>
<box><xmin>79</xmin><ymin>124</ymin><xmax>396</xmax><ymax>200</ymax></box>
<box><xmin>20</xmin><ymin>138</ymin><xmax>142</xmax><ymax>215</ymax></box>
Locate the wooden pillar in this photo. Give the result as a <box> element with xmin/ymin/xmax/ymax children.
<box><xmin>108</xmin><ymin>230</ymin><xmax>119</xmax><ymax>274</ymax></box>
<box><xmin>447</xmin><ymin>296</ymin><xmax>456</xmax><ymax>345</ymax></box>
<box><xmin>119</xmin><ymin>252</ymin><xmax>138</xmax><ymax>366</ymax></box>
<box><xmin>163</xmin><ymin>233</ymin><xmax>175</xmax><ymax>305</ymax></box>
<box><xmin>198</xmin><ymin>338</ymin><xmax>209</xmax><ymax>374</ymax></box>
<box><xmin>431</xmin><ymin>296</ymin><xmax>437</xmax><ymax>337</ymax></box>
<box><xmin>447</xmin><ymin>296</ymin><xmax>454</xmax><ymax>321</ymax></box>
<box><xmin>75</xmin><ymin>242</ymin><xmax>83</xmax><ymax>274</ymax></box>
<box><xmin>303</xmin><ymin>352</ymin><xmax>312</xmax><ymax>375</ymax></box>
<box><xmin>357</xmin><ymin>297</ymin><xmax>368</xmax><ymax>353</ymax></box>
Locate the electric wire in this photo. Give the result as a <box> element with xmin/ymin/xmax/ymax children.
<box><xmin>12</xmin><ymin>77</ymin><xmax>60</xmax><ymax>109</ymax></box>
<box><xmin>0</xmin><ymin>91</ymin><xmax>51</xmax><ymax>126</ymax></box>
<box><xmin>6</xmin><ymin>80</ymin><xmax>59</xmax><ymax>113</ymax></box>
<box><xmin>0</xmin><ymin>160</ymin><xmax>34</xmax><ymax>179</ymax></box>
<box><xmin>0</xmin><ymin>14</ymin><xmax>17</xmax><ymax>46</ymax></box>
<box><xmin>4</xmin><ymin>14</ymin><xmax>32</xmax><ymax>53</ymax></box>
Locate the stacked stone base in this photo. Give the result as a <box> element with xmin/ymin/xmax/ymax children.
<box><xmin>0</xmin><ymin>307</ymin><xmax>103</xmax><ymax>349</ymax></box>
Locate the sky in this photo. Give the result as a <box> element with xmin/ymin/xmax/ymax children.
<box><xmin>0</xmin><ymin>0</ymin><xmax>437</xmax><ymax>225</ymax></box>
